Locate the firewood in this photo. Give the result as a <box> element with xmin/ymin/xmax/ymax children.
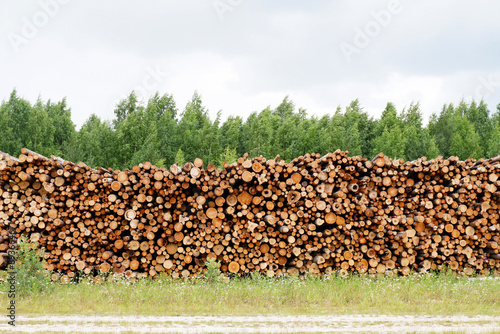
<box><xmin>0</xmin><ymin>148</ymin><xmax>499</xmax><ymax>278</ymax></box>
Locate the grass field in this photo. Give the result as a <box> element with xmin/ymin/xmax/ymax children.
<box><xmin>4</xmin><ymin>271</ymin><xmax>499</xmax><ymax>317</ymax></box>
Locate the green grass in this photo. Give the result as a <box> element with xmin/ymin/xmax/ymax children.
<box><xmin>3</xmin><ymin>271</ymin><xmax>499</xmax><ymax>316</ymax></box>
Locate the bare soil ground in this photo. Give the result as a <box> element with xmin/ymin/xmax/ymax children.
<box><xmin>1</xmin><ymin>314</ymin><xmax>500</xmax><ymax>333</ymax></box>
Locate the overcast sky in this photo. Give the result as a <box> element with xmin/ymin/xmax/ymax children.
<box><xmin>1</xmin><ymin>0</ymin><xmax>500</xmax><ymax>128</ymax></box>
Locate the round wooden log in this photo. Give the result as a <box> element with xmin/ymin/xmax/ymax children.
<box><xmin>228</xmin><ymin>261</ymin><xmax>240</xmax><ymax>273</ymax></box>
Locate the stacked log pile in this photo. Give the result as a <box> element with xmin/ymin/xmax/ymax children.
<box><xmin>0</xmin><ymin>148</ymin><xmax>499</xmax><ymax>281</ymax></box>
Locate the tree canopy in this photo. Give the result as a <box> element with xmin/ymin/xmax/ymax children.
<box><xmin>1</xmin><ymin>89</ymin><xmax>498</xmax><ymax>169</ymax></box>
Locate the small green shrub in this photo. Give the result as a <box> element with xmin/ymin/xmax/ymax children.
<box><xmin>12</xmin><ymin>237</ymin><xmax>53</xmax><ymax>297</ymax></box>
<box><xmin>204</xmin><ymin>258</ymin><xmax>222</xmax><ymax>284</ymax></box>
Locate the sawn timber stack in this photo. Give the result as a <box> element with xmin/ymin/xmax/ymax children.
<box><xmin>0</xmin><ymin>148</ymin><xmax>499</xmax><ymax>281</ymax></box>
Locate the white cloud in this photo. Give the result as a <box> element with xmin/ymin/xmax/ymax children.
<box><xmin>1</xmin><ymin>0</ymin><xmax>499</xmax><ymax>129</ymax></box>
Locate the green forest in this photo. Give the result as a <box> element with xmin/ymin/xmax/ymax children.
<box><xmin>1</xmin><ymin>89</ymin><xmax>499</xmax><ymax>169</ymax></box>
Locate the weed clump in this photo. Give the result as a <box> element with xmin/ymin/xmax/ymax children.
<box><xmin>204</xmin><ymin>258</ymin><xmax>223</xmax><ymax>284</ymax></box>
<box><xmin>9</xmin><ymin>237</ymin><xmax>53</xmax><ymax>297</ymax></box>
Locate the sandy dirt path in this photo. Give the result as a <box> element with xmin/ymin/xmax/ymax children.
<box><xmin>1</xmin><ymin>314</ymin><xmax>499</xmax><ymax>333</ymax></box>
